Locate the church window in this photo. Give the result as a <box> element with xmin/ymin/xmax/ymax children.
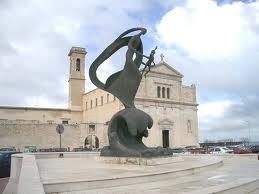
<box><xmin>167</xmin><ymin>88</ymin><xmax>170</xmax><ymax>99</ymax></box>
<box><xmin>107</xmin><ymin>94</ymin><xmax>109</xmax><ymax>103</ymax></box>
<box><xmin>89</xmin><ymin>124</ymin><xmax>95</xmax><ymax>133</ymax></box>
<box><xmin>47</xmin><ymin>120</ymin><xmax>54</xmax><ymax>124</ymax></box>
<box><xmin>95</xmin><ymin>98</ymin><xmax>98</xmax><ymax>106</ymax></box>
<box><xmin>162</xmin><ymin>87</ymin><xmax>165</xmax><ymax>98</ymax></box>
<box><xmin>187</xmin><ymin>120</ymin><xmax>192</xmax><ymax>133</ymax></box>
<box><xmin>101</xmin><ymin>96</ymin><xmax>103</xmax><ymax>105</ymax></box>
<box><xmin>91</xmin><ymin>100</ymin><xmax>92</xmax><ymax>108</ymax></box>
<box><xmin>62</xmin><ymin>120</ymin><xmax>68</xmax><ymax>124</ymax></box>
<box><xmin>76</xmin><ymin>58</ymin><xmax>80</xmax><ymax>71</ymax></box>
<box><xmin>157</xmin><ymin>86</ymin><xmax>161</xmax><ymax>98</ymax></box>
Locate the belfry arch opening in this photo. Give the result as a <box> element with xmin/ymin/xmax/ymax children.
<box><xmin>76</xmin><ymin>58</ymin><xmax>80</xmax><ymax>71</ymax></box>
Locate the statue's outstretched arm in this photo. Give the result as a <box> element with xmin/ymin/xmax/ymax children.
<box><xmin>116</xmin><ymin>28</ymin><xmax>146</xmax><ymax>40</ymax></box>
<box><xmin>133</xmin><ymin>49</ymin><xmax>149</xmax><ymax>59</ymax></box>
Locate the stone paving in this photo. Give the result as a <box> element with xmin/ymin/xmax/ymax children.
<box><xmin>37</xmin><ymin>156</ymin><xmax>220</xmax><ymax>185</ymax></box>
<box><xmin>82</xmin><ymin>157</ymin><xmax>259</xmax><ymax>194</ymax></box>
<box><xmin>38</xmin><ymin>155</ymin><xmax>259</xmax><ymax>194</ymax></box>
<box><xmin>0</xmin><ymin>178</ymin><xmax>9</xmax><ymax>193</ymax></box>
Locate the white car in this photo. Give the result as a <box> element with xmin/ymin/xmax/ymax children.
<box><xmin>210</xmin><ymin>147</ymin><xmax>233</xmax><ymax>154</ymax></box>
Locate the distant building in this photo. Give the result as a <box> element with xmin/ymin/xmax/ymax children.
<box><xmin>0</xmin><ymin>47</ymin><xmax>199</xmax><ymax>151</ymax></box>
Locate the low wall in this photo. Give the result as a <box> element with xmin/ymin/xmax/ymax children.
<box><xmin>4</xmin><ymin>152</ymin><xmax>100</xmax><ymax>194</ymax></box>
<box><xmin>209</xmin><ymin>153</ymin><xmax>259</xmax><ymax>160</ymax></box>
<box><xmin>4</xmin><ymin>153</ymin><xmax>45</xmax><ymax>194</ymax></box>
<box><xmin>33</xmin><ymin>151</ymin><xmax>100</xmax><ymax>159</ymax></box>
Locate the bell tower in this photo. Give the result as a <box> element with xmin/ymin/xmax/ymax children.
<box><xmin>68</xmin><ymin>47</ymin><xmax>87</xmax><ymax>111</ymax></box>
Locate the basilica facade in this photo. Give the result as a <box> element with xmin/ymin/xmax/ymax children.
<box><xmin>0</xmin><ymin>47</ymin><xmax>199</xmax><ymax>151</ymax></box>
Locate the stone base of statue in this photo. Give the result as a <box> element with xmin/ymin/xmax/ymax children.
<box><xmin>96</xmin><ymin>155</ymin><xmax>183</xmax><ymax>165</ymax></box>
<box><xmin>101</xmin><ymin>146</ymin><xmax>174</xmax><ymax>157</ymax></box>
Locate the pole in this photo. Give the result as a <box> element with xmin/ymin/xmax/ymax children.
<box><xmin>60</xmin><ymin>134</ymin><xmax>61</xmax><ymax>149</ymax></box>
<box><xmin>248</xmin><ymin>122</ymin><xmax>251</xmax><ymax>144</ymax></box>
<box><xmin>244</xmin><ymin>121</ymin><xmax>251</xmax><ymax>144</ymax></box>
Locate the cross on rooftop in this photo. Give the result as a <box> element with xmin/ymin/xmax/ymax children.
<box><xmin>160</xmin><ymin>53</ymin><xmax>164</xmax><ymax>62</ymax></box>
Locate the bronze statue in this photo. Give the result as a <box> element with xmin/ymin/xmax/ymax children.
<box><xmin>89</xmin><ymin>28</ymin><xmax>173</xmax><ymax>157</ymax></box>
<box><xmin>141</xmin><ymin>46</ymin><xmax>157</xmax><ymax>77</ymax></box>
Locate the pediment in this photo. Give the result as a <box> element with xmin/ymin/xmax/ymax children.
<box><xmin>150</xmin><ymin>62</ymin><xmax>183</xmax><ymax>78</ymax></box>
<box><xmin>158</xmin><ymin>119</ymin><xmax>174</xmax><ymax>125</ymax></box>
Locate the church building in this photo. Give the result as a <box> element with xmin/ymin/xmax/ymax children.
<box><xmin>0</xmin><ymin>47</ymin><xmax>199</xmax><ymax>151</ymax></box>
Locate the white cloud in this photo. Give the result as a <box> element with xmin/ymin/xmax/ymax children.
<box><xmin>86</xmin><ymin>58</ymin><xmax>117</xmax><ymax>92</ymax></box>
<box><xmin>155</xmin><ymin>0</ymin><xmax>259</xmax><ymax>142</ymax></box>
<box><xmin>156</xmin><ymin>0</ymin><xmax>259</xmax><ymax>60</ymax></box>
<box><xmin>0</xmin><ymin>0</ymin><xmax>150</xmax><ymax>107</ymax></box>
<box><xmin>198</xmin><ymin>97</ymin><xmax>259</xmax><ymax>142</ymax></box>
<box><xmin>155</xmin><ymin>0</ymin><xmax>259</xmax><ymax>96</ymax></box>
<box><xmin>24</xmin><ymin>96</ymin><xmax>67</xmax><ymax>108</ymax></box>
<box><xmin>199</xmin><ymin>100</ymin><xmax>232</xmax><ymax>119</ymax></box>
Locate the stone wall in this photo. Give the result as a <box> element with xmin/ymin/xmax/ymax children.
<box><xmin>135</xmin><ymin>100</ymin><xmax>198</xmax><ymax>148</ymax></box>
<box><xmin>0</xmin><ymin>119</ymin><xmax>110</xmax><ymax>151</ymax></box>
<box><xmin>82</xmin><ymin>89</ymin><xmax>121</xmax><ymax>123</ymax></box>
<box><xmin>0</xmin><ymin>120</ymin><xmax>82</xmax><ymax>151</ymax></box>
<box><xmin>181</xmin><ymin>85</ymin><xmax>196</xmax><ymax>103</ymax></box>
<box><xmin>0</xmin><ymin>106</ymin><xmax>82</xmax><ymax>124</ymax></box>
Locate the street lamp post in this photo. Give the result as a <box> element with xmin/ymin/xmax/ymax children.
<box><xmin>244</xmin><ymin>121</ymin><xmax>251</xmax><ymax>144</ymax></box>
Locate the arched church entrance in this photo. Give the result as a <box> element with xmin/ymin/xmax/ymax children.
<box><xmin>158</xmin><ymin>119</ymin><xmax>174</xmax><ymax>148</ymax></box>
<box><xmin>84</xmin><ymin>135</ymin><xmax>99</xmax><ymax>149</ymax></box>
<box><xmin>162</xmin><ymin>130</ymin><xmax>169</xmax><ymax>148</ymax></box>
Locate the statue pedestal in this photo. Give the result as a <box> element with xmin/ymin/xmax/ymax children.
<box><xmin>95</xmin><ymin>155</ymin><xmax>183</xmax><ymax>166</ymax></box>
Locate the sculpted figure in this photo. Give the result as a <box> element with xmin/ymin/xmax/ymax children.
<box><xmin>89</xmin><ymin>28</ymin><xmax>173</xmax><ymax>157</ymax></box>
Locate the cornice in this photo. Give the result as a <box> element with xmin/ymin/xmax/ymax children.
<box><xmin>145</xmin><ymin>72</ymin><xmax>181</xmax><ymax>81</ymax></box>
<box><xmin>135</xmin><ymin>97</ymin><xmax>198</xmax><ymax>107</ymax></box>
<box><xmin>0</xmin><ymin>106</ymin><xmax>83</xmax><ymax>112</ymax></box>
<box><xmin>68</xmin><ymin>77</ymin><xmax>86</xmax><ymax>82</ymax></box>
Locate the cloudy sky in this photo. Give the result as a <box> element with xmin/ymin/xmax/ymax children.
<box><xmin>0</xmin><ymin>0</ymin><xmax>258</xmax><ymax>142</ymax></box>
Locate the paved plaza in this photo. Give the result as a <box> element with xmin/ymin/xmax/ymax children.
<box><xmin>38</xmin><ymin>155</ymin><xmax>259</xmax><ymax>194</ymax></box>
<box><xmin>0</xmin><ymin>178</ymin><xmax>9</xmax><ymax>193</ymax></box>
<box><xmin>77</xmin><ymin>156</ymin><xmax>259</xmax><ymax>194</ymax></box>
<box><xmin>3</xmin><ymin>153</ymin><xmax>259</xmax><ymax>194</ymax></box>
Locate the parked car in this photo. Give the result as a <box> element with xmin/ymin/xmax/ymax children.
<box><xmin>24</xmin><ymin>145</ymin><xmax>37</xmax><ymax>153</ymax></box>
<box><xmin>226</xmin><ymin>146</ymin><xmax>235</xmax><ymax>152</ymax></box>
<box><xmin>171</xmin><ymin>148</ymin><xmax>187</xmax><ymax>154</ymax></box>
<box><xmin>72</xmin><ymin>147</ymin><xmax>92</xmax><ymax>152</ymax></box>
<box><xmin>0</xmin><ymin>151</ymin><xmax>21</xmax><ymax>178</ymax></box>
<box><xmin>93</xmin><ymin>148</ymin><xmax>102</xmax><ymax>152</ymax></box>
<box><xmin>37</xmin><ymin>148</ymin><xmax>67</xmax><ymax>152</ymax></box>
<box><xmin>0</xmin><ymin>147</ymin><xmax>16</xmax><ymax>151</ymax></box>
<box><xmin>249</xmin><ymin>145</ymin><xmax>259</xmax><ymax>153</ymax></box>
<box><xmin>210</xmin><ymin>147</ymin><xmax>233</xmax><ymax>154</ymax></box>
<box><xmin>188</xmin><ymin>147</ymin><xmax>210</xmax><ymax>154</ymax></box>
<box><xmin>233</xmin><ymin>146</ymin><xmax>252</xmax><ymax>154</ymax></box>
